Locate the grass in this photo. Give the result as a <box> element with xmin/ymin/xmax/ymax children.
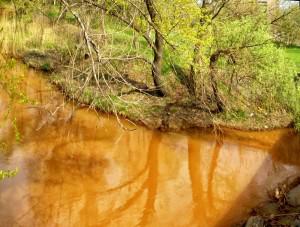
<box><xmin>0</xmin><ymin>8</ymin><xmax>78</xmax><ymax>58</ymax></box>
<box><xmin>285</xmin><ymin>46</ymin><xmax>300</xmax><ymax>71</ymax></box>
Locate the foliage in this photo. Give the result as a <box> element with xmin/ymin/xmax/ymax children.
<box><xmin>210</xmin><ymin>14</ymin><xmax>300</xmax><ymax>127</ymax></box>
<box><xmin>158</xmin><ymin>0</ymin><xmax>211</xmax><ymax>68</ymax></box>
<box><xmin>0</xmin><ymin>168</ymin><xmax>18</xmax><ymax>181</ymax></box>
<box><xmin>0</xmin><ymin>59</ymin><xmax>34</xmax><ymax>143</ymax></box>
<box><xmin>272</xmin><ymin>6</ymin><xmax>300</xmax><ymax>45</ymax></box>
<box><xmin>0</xmin><ymin>59</ymin><xmax>31</xmax><ymax>105</ymax></box>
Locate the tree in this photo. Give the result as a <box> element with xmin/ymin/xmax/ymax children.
<box><xmin>272</xmin><ymin>6</ymin><xmax>300</xmax><ymax>45</ymax></box>
<box><xmin>203</xmin><ymin>1</ymin><xmax>299</xmax><ymax>118</ymax></box>
<box><xmin>59</xmin><ymin>0</ymin><xmax>207</xmax><ymax>96</ymax></box>
<box><xmin>43</xmin><ymin>0</ymin><xmax>299</xmax><ymax>123</ymax></box>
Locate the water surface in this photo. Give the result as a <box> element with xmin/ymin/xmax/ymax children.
<box><xmin>0</xmin><ymin>64</ymin><xmax>300</xmax><ymax>227</ymax></box>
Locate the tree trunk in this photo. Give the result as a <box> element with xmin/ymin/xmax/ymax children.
<box><xmin>145</xmin><ymin>0</ymin><xmax>165</xmax><ymax>97</ymax></box>
<box><xmin>209</xmin><ymin>52</ymin><xmax>225</xmax><ymax>112</ymax></box>
<box><xmin>152</xmin><ymin>31</ymin><xmax>164</xmax><ymax>97</ymax></box>
<box><xmin>188</xmin><ymin>45</ymin><xmax>200</xmax><ymax>97</ymax></box>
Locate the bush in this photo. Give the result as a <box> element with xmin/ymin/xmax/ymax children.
<box><xmin>210</xmin><ymin>16</ymin><xmax>300</xmax><ymax>127</ymax></box>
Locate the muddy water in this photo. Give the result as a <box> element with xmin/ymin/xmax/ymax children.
<box><xmin>0</xmin><ymin>64</ymin><xmax>300</xmax><ymax>227</ymax></box>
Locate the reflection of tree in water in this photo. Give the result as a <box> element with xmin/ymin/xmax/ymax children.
<box><xmin>4</xmin><ymin>119</ymin><xmax>300</xmax><ymax>227</ymax></box>
<box><xmin>13</xmin><ymin>131</ymin><xmax>162</xmax><ymax>226</ymax></box>
<box><xmin>188</xmin><ymin>137</ymin><xmax>205</xmax><ymax>225</ymax></box>
<box><xmin>97</xmin><ymin>133</ymin><xmax>161</xmax><ymax>226</ymax></box>
<box><xmin>207</xmin><ymin>140</ymin><xmax>223</xmax><ymax>211</ymax></box>
<box><xmin>187</xmin><ymin>136</ymin><xmax>223</xmax><ymax>226</ymax></box>
<box><xmin>137</xmin><ymin>133</ymin><xmax>160</xmax><ymax>226</ymax></box>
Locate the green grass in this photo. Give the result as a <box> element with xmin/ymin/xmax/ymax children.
<box><xmin>285</xmin><ymin>46</ymin><xmax>300</xmax><ymax>71</ymax></box>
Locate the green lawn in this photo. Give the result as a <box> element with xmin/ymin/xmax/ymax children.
<box><xmin>285</xmin><ymin>46</ymin><xmax>300</xmax><ymax>71</ymax></box>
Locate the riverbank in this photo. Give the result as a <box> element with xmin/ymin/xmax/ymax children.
<box><xmin>0</xmin><ymin>4</ymin><xmax>298</xmax><ymax>132</ymax></box>
<box><xmin>0</xmin><ymin>53</ymin><xmax>294</xmax><ymax>131</ymax></box>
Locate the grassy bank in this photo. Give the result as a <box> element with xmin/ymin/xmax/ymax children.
<box><xmin>286</xmin><ymin>46</ymin><xmax>300</xmax><ymax>71</ymax></box>
<box><xmin>0</xmin><ymin>4</ymin><xmax>299</xmax><ymax>132</ymax></box>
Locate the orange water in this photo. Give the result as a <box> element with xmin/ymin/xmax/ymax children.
<box><xmin>0</xmin><ymin>64</ymin><xmax>299</xmax><ymax>227</ymax></box>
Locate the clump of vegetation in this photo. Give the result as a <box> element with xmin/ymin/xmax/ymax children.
<box><xmin>0</xmin><ymin>59</ymin><xmax>32</xmax><ymax>105</ymax></box>
<box><xmin>208</xmin><ymin>14</ymin><xmax>298</xmax><ymax>121</ymax></box>
<box><xmin>0</xmin><ymin>59</ymin><xmax>35</xmax><ymax>143</ymax></box>
<box><xmin>0</xmin><ymin>1</ymin><xmax>78</xmax><ymax>58</ymax></box>
<box><xmin>0</xmin><ymin>168</ymin><xmax>18</xmax><ymax>181</ymax></box>
<box><xmin>272</xmin><ymin>5</ymin><xmax>300</xmax><ymax>46</ymax></box>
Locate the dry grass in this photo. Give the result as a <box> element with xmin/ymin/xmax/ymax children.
<box><xmin>0</xmin><ymin>9</ymin><xmax>78</xmax><ymax>57</ymax></box>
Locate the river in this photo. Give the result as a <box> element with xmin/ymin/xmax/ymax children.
<box><xmin>0</xmin><ymin>63</ymin><xmax>300</xmax><ymax>226</ymax></box>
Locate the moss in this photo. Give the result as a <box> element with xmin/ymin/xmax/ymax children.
<box><xmin>41</xmin><ymin>62</ymin><xmax>51</xmax><ymax>72</ymax></box>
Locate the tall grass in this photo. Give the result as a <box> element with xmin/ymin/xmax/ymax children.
<box><xmin>0</xmin><ymin>8</ymin><xmax>77</xmax><ymax>57</ymax></box>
